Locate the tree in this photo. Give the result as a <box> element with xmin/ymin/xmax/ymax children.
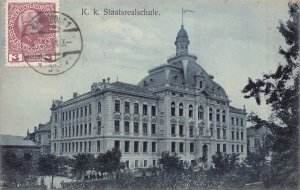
<box><xmin>242</xmin><ymin>2</ymin><xmax>299</xmax><ymax>188</ymax></box>
<box><xmin>72</xmin><ymin>153</ymin><xmax>95</xmax><ymax>179</ymax></box>
<box><xmin>95</xmin><ymin>148</ymin><xmax>122</xmax><ymax>178</ymax></box>
<box><xmin>37</xmin><ymin>154</ymin><xmax>59</xmax><ymax>188</ymax></box>
<box><xmin>211</xmin><ymin>152</ymin><xmax>239</xmax><ymax>175</ymax></box>
<box><xmin>159</xmin><ymin>151</ymin><xmax>183</xmax><ymax>174</ymax></box>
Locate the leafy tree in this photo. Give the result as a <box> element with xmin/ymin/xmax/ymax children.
<box><xmin>72</xmin><ymin>153</ymin><xmax>95</xmax><ymax>179</ymax></box>
<box><xmin>211</xmin><ymin>152</ymin><xmax>239</xmax><ymax>175</ymax></box>
<box><xmin>159</xmin><ymin>151</ymin><xmax>183</xmax><ymax>175</ymax></box>
<box><xmin>37</xmin><ymin>154</ymin><xmax>59</xmax><ymax>188</ymax></box>
<box><xmin>95</xmin><ymin>148</ymin><xmax>122</xmax><ymax>178</ymax></box>
<box><xmin>242</xmin><ymin>2</ymin><xmax>299</xmax><ymax>188</ymax></box>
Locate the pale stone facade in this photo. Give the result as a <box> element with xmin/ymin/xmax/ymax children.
<box><xmin>50</xmin><ymin>26</ymin><xmax>247</xmax><ymax>169</ymax></box>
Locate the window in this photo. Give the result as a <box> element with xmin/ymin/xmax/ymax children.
<box><xmin>179</xmin><ymin>103</ymin><xmax>183</xmax><ymax>116</ymax></box>
<box><xmin>55</xmin><ymin>113</ymin><xmax>58</xmax><ymax>123</ymax></box>
<box><xmin>217</xmin><ymin>144</ymin><xmax>220</xmax><ymax>153</ymax></box>
<box><xmin>236</xmin><ymin>131</ymin><xmax>239</xmax><ymax>140</ymax></box>
<box><xmin>143</xmin><ymin>142</ymin><xmax>148</xmax><ymax>152</ymax></box>
<box><xmin>115</xmin><ymin>120</ymin><xmax>120</xmax><ymax>133</ymax></box>
<box><xmin>134</xmin><ymin>122</ymin><xmax>139</xmax><ymax>134</ymax></box>
<box><xmin>84</xmin><ymin>124</ymin><xmax>87</xmax><ymax>135</ymax></box>
<box><xmin>54</xmin><ymin>128</ymin><xmax>57</xmax><ymax>139</ymax></box>
<box><xmin>209</xmin><ymin>108</ymin><xmax>213</xmax><ymax>121</ymax></box>
<box><xmin>171</xmin><ymin>102</ymin><xmax>176</xmax><ymax>116</ymax></box>
<box><xmin>135</xmin><ymin>160</ymin><xmax>139</xmax><ymax>168</ymax></box>
<box><xmin>98</xmin><ymin>102</ymin><xmax>101</xmax><ymax>113</ymax></box>
<box><xmin>171</xmin><ymin>142</ymin><xmax>176</xmax><ymax>152</ymax></box>
<box><xmin>232</xmin><ymin>145</ymin><xmax>234</xmax><ymax>152</ymax></box>
<box><xmin>53</xmin><ymin>143</ymin><xmax>56</xmax><ymax>152</ymax></box>
<box><xmin>65</xmin><ymin>127</ymin><xmax>67</xmax><ymax>137</ymax></box>
<box><xmin>179</xmin><ymin>142</ymin><xmax>184</xmax><ymax>153</ymax></box>
<box><xmin>241</xmin><ymin>145</ymin><xmax>244</xmax><ymax>153</ymax></box>
<box><xmin>198</xmin><ymin>106</ymin><xmax>204</xmax><ymax>120</ymax></box>
<box><xmin>84</xmin><ymin>106</ymin><xmax>87</xmax><ymax>116</ymax></box>
<box><xmin>76</xmin><ymin>108</ymin><xmax>79</xmax><ymax>118</ymax></box>
<box><xmin>144</xmin><ymin>160</ymin><xmax>148</xmax><ymax>167</ymax></box>
<box><xmin>69</xmin><ymin>110</ymin><xmax>71</xmax><ymax>120</ymax></box>
<box><xmin>217</xmin><ymin>128</ymin><xmax>221</xmax><ymax>139</ymax></box>
<box><xmin>72</xmin><ymin>109</ymin><xmax>75</xmax><ymax>118</ymax></box>
<box><xmin>80</xmin><ymin>124</ymin><xmax>83</xmax><ymax>135</ymax></box>
<box><xmin>216</xmin><ymin>109</ymin><xmax>220</xmax><ymax>122</ymax></box>
<box><xmin>88</xmin><ymin>141</ymin><xmax>91</xmax><ymax>152</ymax></box>
<box><xmin>153</xmin><ymin>160</ymin><xmax>156</xmax><ymax>167</ymax></box>
<box><xmin>152</xmin><ymin>142</ymin><xmax>156</xmax><ymax>152</ymax></box>
<box><xmin>125</xmin><ymin>102</ymin><xmax>130</xmax><ymax>113</ymax></box>
<box><xmin>190</xmin><ymin>142</ymin><xmax>194</xmax><ymax>153</ymax></box>
<box><xmin>97</xmin><ymin>121</ymin><xmax>101</xmax><ymax>134</ymax></box>
<box><xmin>61</xmin><ymin>143</ymin><xmax>64</xmax><ymax>152</ymax></box>
<box><xmin>241</xmin><ymin>118</ymin><xmax>244</xmax><ymax>126</ymax></box>
<box><xmin>125</xmin><ymin>141</ymin><xmax>130</xmax><ymax>153</ymax></box>
<box><xmin>76</xmin><ymin>142</ymin><xmax>78</xmax><ymax>152</ymax></box>
<box><xmin>223</xmin><ymin>144</ymin><xmax>226</xmax><ymax>152</ymax></box>
<box><xmin>151</xmin><ymin>106</ymin><xmax>156</xmax><ymax>116</ymax></box>
<box><xmin>189</xmin><ymin>105</ymin><xmax>193</xmax><ymax>118</ymax></box>
<box><xmin>241</xmin><ymin>132</ymin><xmax>244</xmax><ymax>140</ymax></box>
<box><xmin>88</xmin><ymin>123</ymin><xmax>91</xmax><ymax>134</ymax></box>
<box><xmin>151</xmin><ymin>124</ymin><xmax>156</xmax><ymax>135</ymax></box>
<box><xmin>236</xmin><ymin>118</ymin><xmax>239</xmax><ymax>126</ymax></box>
<box><xmin>231</xmin><ymin>131</ymin><xmax>234</xmax><ymax>140</ymax></box>
<box><xmin>80</xmin><ymin>107</ymin><xmax>83</xmax><ymax>117</ymax></box>
<box><xmin>76</xmin><ymin>125</ymin><xmax>79</xmax><ymax>136</ymax></box>
<box><xmin>171</xmin><ymin>124</ymin><xmax>176</xmax><ymax>136</ymax></box>
<box><xmin>80</xmin><ymin>142</ymin><xmax>82</xmax><ymax>152</ymax></box>
<box><xmin>72</xmin><ymin>126</ymin><xmax>75</xmax><ymax>136</ymax></box>
<box><xmin>231</xmin><ymin>117</ymin><xmax>234</xmax><ymax>125</ymax></box>
<box><xmin>221</xmin><ymin>129</ymin><xmax>225</xmax><ymax>139</ymax></box>
<box><xmin>89</xmin><ymin>104</ymin><xmax>92</xmax><ymax>115</ymax></box>
<box><xmin>143</xmin><ymin>123</ymin><xmax>148</xmax><ymax>135</ymax></box>
<box><xmin>114</xmin><ymin>140</ymin><xmax>120</xmax><ymax>151</ymax></box>
<box><xmin>115</xmin><ymin>100</ymin><xmax>120</xmax><ymax>112</ymax></box>
<box><xmin>97</xmin><ymin>141</ymin><xmax>100</xmax><ymax>152</ymax></box>
<box><xmin>179</xmin><ymin>125</ymin><xmax>184</xmax><ymax>136</ymax></box>
<box><xmin>134</xmin><ymin>103</ymin><xmax>139</xmax><ymax>114</ymax></box>
<box><xmin>237</xmin><ymin>145</ymin><xmax>239</xmax><ymax>152</ymax></box>
<box><xmin>62</xmin><ymin>112</ymin><xmax>65</xmax><ymax>121</ymax></box>
<box><xmin>84</xmin><ymin>141</ymin><xmax>87</xmax><ymax>152</ymax></box>
<box><xmin>143</xmin><ymin>104</ymin><xmax>148</xmax><ymax>115</ymax></box>
<box><xmin>62</xmin><ymin>128</ymin><xmax>64</xmax><ymax>138</ymax></box>
<box><xmin>69</xmin><ymin>126</ymin><xmax>71</xmax><ymax>137</ymax></box>
<box><xmin>222</xmin><ymin>110</ymin><xmax>226</xmax><ymax>123</ymax></box>
<box><xmin>134</xmin><ymin>141</ymin><xmax>139</xmax><ymax>152</ymax></box>
<box><xmin>124</xmin><ymin>121</ymin><xmax>130</xmax><ymax>133</ymax></box>
<box><xmin>189</xmin><ymin>126</ymin><xmax>194</xmax><ymax>137</ymax></box>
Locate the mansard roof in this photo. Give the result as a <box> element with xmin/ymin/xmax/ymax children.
<box><xmin>229</xmin><ymin>106</ymin><xmax>246</xmax><ymax>115</ymax></box>
<box><xmin>111</xmin><ymin>82</ymin><xmax>157</xmax><ymax>98</ymax></box>
<box><xmin>36</xmin><ymin>122</ymin><xmax>51</xmax><ymax>133</ymax></box>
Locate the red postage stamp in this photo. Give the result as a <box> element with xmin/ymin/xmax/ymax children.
<box><xmin>6</xmin><ymin>0</ymin><xmax>58</xmax><ymax>67</ymax></box>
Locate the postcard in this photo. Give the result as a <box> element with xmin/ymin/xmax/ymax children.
<box><xmin>0</xmin><ymin>0</ymin><xmax>298</xmax><ymax>189</ymax></box>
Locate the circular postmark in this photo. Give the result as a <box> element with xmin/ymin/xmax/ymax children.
<box><xmin>20</xmin><ymin>11</ymin><xmax>83</xmax><ymax>75</ymax></box>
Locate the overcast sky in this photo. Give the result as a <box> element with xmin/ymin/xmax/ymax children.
<box><xmin>0</xmin><ymin>0</ymin><xmax>291</xmax><ymax>136</ymax></box>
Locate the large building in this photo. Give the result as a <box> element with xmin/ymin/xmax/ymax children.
<box><xmin>50</xmin><ymin>25</ymin><xmax>247</xmax><ymax>169</ymax></box>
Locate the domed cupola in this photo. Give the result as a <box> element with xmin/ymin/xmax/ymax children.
<box><xmin>175</xmin><ymin>25</ymin><xmax>190</xmax><ymax>55</ymax></box>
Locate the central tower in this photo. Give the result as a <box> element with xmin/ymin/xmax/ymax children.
<box><xmin>175</xmin><ymin>25</ymin><xmax>190</xmax><ymax>55</ymax></box>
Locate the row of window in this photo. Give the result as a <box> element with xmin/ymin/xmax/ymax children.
<box><xmin>171</xmin><ymin>142</ymin><xmax>195</xmax><ymax>153</ymax></box>
<box><xmin>57</xmin><ymin>104</ymin><xmax>92</xmax><ymax>122</ymax></box>
<box><xmin>170</xmin><ymin>103</ymin><xmax>227</xmax><ymax>122</ymax></box>
<box><xmin>129</xmin><ymin>159</ymin><xmax>157</xmax><ymax>168</ymax></box>
<box><xmin>231</xmin><ymin>131</ymin><xmax>244</xmax><ymax>141</ymax></box>
<box><xmin>61</xmin><ymin>123</ymin><xmax>93</xmax><ymax>138</ymax></box>
<box><xmin>114</xmin><ymin>121</ymin><xmax>157</xmax><ymax>135</ymax></box>
<box><xmin>216</xmin><ymin>144</ymin><xmax>244</xmax><ymax>153</ymax></box>
<box><xmin>231</xmin><ymin>117</ymin><xmax>244</xmax><ymax>126</ymax></box>
<box><xmin>171</xmin><ymin>125</ymin><xmax>200</xmax><ymax>137</ymax></box>
<box><xmin>114</xmin><ymin>100</ymin><xmax>156</xmax><ymax>116</ymax></box>
<box><xmin>53</xmin><ymin>141</ymin><xmax>95</xmax><ymax>153</ymax></box>
<box><xmin>114</xmin><ymin>140</ymin><xmax>157</xmax><ymax>153</ymax></box>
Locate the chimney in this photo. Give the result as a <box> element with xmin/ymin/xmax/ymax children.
<box><xmin>73</xmin><ymin>92</ymin><xmax>78</xmax><ymax>98</ymax></box>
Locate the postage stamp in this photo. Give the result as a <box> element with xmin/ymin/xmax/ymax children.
<box><xmin>5</xmin><ymin>0</ymin><xmax>59</xmax><ymax>67</ymax></box>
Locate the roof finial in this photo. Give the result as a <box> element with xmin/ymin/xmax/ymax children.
<box><xmin>181</xmin><ymin>8</ymin><xmax>184</xmax><ymax>27</ymax></box>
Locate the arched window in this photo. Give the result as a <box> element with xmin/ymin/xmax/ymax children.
<box><xmin>222</xmin><ymin>110</ymin><xmax>226</xmax><ymax>123</ymax></box>
<box><xmin>98</xmin><ymin>101</ymin><xmax>101</xmax><ymax>113</ymax></box>
<box><xmin>198</xmin><ymin>106</ymin><xmax>204</xmax><ymax>120</ymax></box>
<box><xmin>188</xmin><ymin>105</ymin><xmax>193</xmax><ymax>118</ymax></box>
<box><xmin>179</xmin><ymin>103</ymin><xmax>183</xmax><ymax>116</ymax></box>
<box><xmin>209</xmin><ymin>108</ymin><xmax>213</xmax><ymax>121</ymax></box>
<box><xmin>171</xmin><ymin>102</ymin><xmax>175</xmax><ymax>116</ymax></box>
<box><xmin>216</xmin><ymin>109</ymin><xmax>220</xmax><ymax>122</ymax></box>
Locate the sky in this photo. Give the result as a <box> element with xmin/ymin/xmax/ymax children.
<box><xmin>0</xmin><ymin>0</ymin><xmax>291</xmax><ymax>136</ymax></box>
